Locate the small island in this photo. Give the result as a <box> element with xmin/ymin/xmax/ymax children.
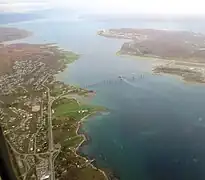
<box><xmin>0</xmin><ymin>27</ymin><xmax>107</xmax><ymax>180</ymax></box>
<box><xmin>98</xmin><ymin>28</ymin><xmax>205</xmax><ymax>83</ymax></box>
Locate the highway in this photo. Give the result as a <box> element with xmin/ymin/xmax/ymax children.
<box><xmin>41</xmin><ymin>75</ymin><xmax>55</xmax><ymax>180</ymax></box>
<box><xmin>47</xmin><ymin>86</ymin><xmax>55</xmax><ymax>180</ymax></box>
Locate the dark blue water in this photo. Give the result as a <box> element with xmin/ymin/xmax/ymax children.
<box><xmin>6</xmin><ymin>17</ymin><xmax>205</xmax><ymax>180</ymax></box>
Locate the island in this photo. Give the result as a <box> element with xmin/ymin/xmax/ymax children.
<box><xmin>0</xmin><ymin>27</ymin><xmax>107</xmax><ymax>180</ymax></box>
<box><xmin>98</xmin><ymin>28</ymin><xmax>205</xmax><ymax>83</ymax></box>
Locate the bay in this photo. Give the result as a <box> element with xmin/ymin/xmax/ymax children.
<box><xmin>6</xmin><ymin>17</ymin><xmax>205</xmax><ymax>180</ymax></box>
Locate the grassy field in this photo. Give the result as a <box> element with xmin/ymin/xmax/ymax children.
<box><xmin>63</xmin><ymin>135</ymin><xmax>84</xmax><ymax>148</ymax></box>
<box><xmin>60</xmin><ymin>51</ymin><xmax>80</xmax><ymax>64</ymax></box>
<box><xmin>52</xmin><ymin>96</ymin><xmax>107</xmax><ymax>180</ymax></box>
<box><xmin>52</xmin><ymin>97</ymin><xmax>106</xmax><ymax>146</ymax></box>
<box><xmin>54</xmin><ymin>99</ymin><xmax>79</xmax><ymax>116</ymax></box>
<box><xmin>53</xmin><ymin>98</ymin><xmax>105</xmax><ymax>120</ymax></box>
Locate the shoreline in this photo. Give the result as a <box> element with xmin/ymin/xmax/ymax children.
<box><xmin>0</xmin><ymin>27</ymin><xmax>32</xmax><ymax>44</ymax></box>
<box><xmin>48</xmin><ymin>35</ymin><xmax>109</xmax><ymax>178</ymax></box>
<box><xmin>117</xmin><ymin>51</ymin><xmax>166</xmax><ymax>61</ymax></box>
<box><xmin>98</xmin><ymin>28</ymin><xmax>205</xmax><ymax>84</ymax></box>
<box><xmin>117</xmin><ymin>51</ymin><xmax>205</xmax><ymax>84</ymax></box>
<box><xmin>75</xmin><ymin>112</ymin><xmax>109</xmax><ymax>180</ymax></box>
<box><xmin>117</xmin><ymin>51</ymin><xmax>205</xmax><ymax>65</ymax></box>
<box><xmin>54</xmin><ymin>58</ymin><xmax>109</xmax><ymax>178</ymax></box>
<box><xmin>0</xmin><ymin>26</ymin><xmax>109</xmax><ymax>179</ymax></box>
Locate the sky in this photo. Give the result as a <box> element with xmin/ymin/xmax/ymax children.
<box><xmin>0</xmin><ymin>0</ymin><xmax>205</xmax><ymax>15</ymax></box>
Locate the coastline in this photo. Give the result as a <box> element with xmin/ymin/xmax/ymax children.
<box><xmin>0</xmin><ymin>26</ymin><xmax>108</xmax><ymax>179</ymax></box>
<box><xmin>41</xmin><ymin>32</ymin><xmax>109</xmax><ymax>179</ymax></box>
<box><xmin>3</xmin><ymin>21</ymin><xmax>205</xmax><ymax>180</ymax></box>
<box><xmin>42</xmin><ymin>31</ymin><xmax>109</xmax><ymax>179</ymax></box>
<box><xmin>53</xmin><ymin>54</ymin><xmax>109</xmax><ymax>178</ymax></box>
<box><xmin>75</xmin><ymin>112</ymin><xmax>109</xmax><ymax>180</ymax></box>
<box><xmin>98</xmin><ymin>28</ymin><xmax>205</xmax><ymax>84</ymax></box>
<box><xmin>117</xmin><ymin>51</ymin><xmax>205</xmax><ymax>65</ymax></box>
<box><xmin>116</xmin><ymin>51</ymin><xmax>168</xmax><ymax>62</ymax></box>
<box><xmin>117</xmin><ymin>51</ymin><xmax>205</xmax><ymax>84</ymax></box>
<box><xmin>0</xmin><ymin>27</ymin><xmax>32</xmax><ymax>43</ymax></box>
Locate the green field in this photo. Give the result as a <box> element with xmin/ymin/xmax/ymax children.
<box><xmin>52</xmin><ymin>96</ymin><xmax>107</xmax><ymax>180</ymax></box>
<box><xmin>54</xmin><ymin>99</ymin><xmax>79</xmax><ymax>116</ymax></box>
<box><xmin>53</xmin><ymin>98</ymin><xmax>105</xmax><ymax>120</ymax></box>
<box><xmin>63</xmin><ymin>135</ymin><xmax>84</xmax><ymax>148</ymax></box>
<box><xmin>60</xmin><ymin>51</ymin><xmax>80</xmax><ymax>64</ymax></box>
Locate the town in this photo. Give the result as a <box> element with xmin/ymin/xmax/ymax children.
<box><xmin>0</xmin><ymin>41</ymin><xmax>107</xmax><ymax>180</ymax></box>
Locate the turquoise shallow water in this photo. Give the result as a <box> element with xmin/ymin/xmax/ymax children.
<box><xmin>6</xmin><ymin>17</ymin><xmax>205</xmax><ymax>180</ymax></box>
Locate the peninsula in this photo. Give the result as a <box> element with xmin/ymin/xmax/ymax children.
<box><xmin>0</xmin><ymin>27</ymin><xmax>107</xmax><ymax>180</ymax></box>
<box><xmin>0</xmin><ymin>27</ymin><xmax>31</xmax><ymax>43</ymax></box>
<box><xmin>98</xmin><ymin>28</ymin><xmax>205</xmax><ymax>83</ymax></box>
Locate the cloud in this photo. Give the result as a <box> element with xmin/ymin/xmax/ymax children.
<box><xmin>64</xmin><ymin>0</ymin><xmax>205</xmax><ymax>15</ymax></box>
<box><xmin>0</xmin><ymin>1</ymin><xmax>49</xmax><ymax>12</ymax></box>
<box><xmin>1</xmin><ymin>0</ymin><xmax>205</xmax><ymax>15</ymax></box>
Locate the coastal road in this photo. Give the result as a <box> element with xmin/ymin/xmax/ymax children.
<box><xmin>47</xmin><ymin>86</ymin><xmax>55</xmax><ymax>180</ymax></box>
<box><xmin>48</xmin><ymin>87</ymin><xmax>54</xmax><ymax>152</ymax></box>
<box><xmin>44</xmin><ymin>84</ymin><xmax>79</xmax><ymax>180</ymax></box>
<box><xmin>42</xmin><ymin>75</ymin><xmax>55</xmax><ymax>180</ymax></box>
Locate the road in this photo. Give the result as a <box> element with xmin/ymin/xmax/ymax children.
<box><xmin>6</xmin><ymin>77</ymin><xmax>72</xmax><ymax>180</ymax></box>
<box><xmin>47</xmin><ymin>85</ymin><xmax>55</xmax><ymax>180</ymax></box>
<box><xmin>41</xmin><ymin>75</ymin><xmax>55</xmax><ymax>180</ymax></box>
<box><xmin>46</xmin><ymin>90</ymin><xmax>82</xmax><ymax>180</ymax></box>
